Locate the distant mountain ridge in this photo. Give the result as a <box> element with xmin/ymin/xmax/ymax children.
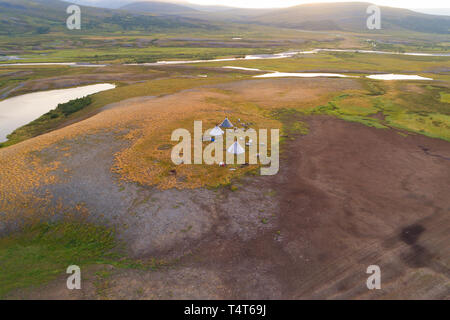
<box><xmin>116</xmin><ymin>1</ymin><xmax>450</xmax><ymax>34</ymax></box>
<box><xmin>63</xmin><ymin>0</ymin><xmax>226</xmax><ymax>10</ymax></box>
<box><xmin>0</xmin><ymin>0</ymin><xmax>215</xmax><ymax>35</ymax></box>
<box><xmin>66</xmin><ymin>0</ymin><xmax>140</xmax><ymax>9</ymax></box>
<box><xmin>1</xmin><ymin>0</ymin><xmax>449</xmax><ymax>35</ymax></box>
<box><xmin>120</xmin><ymin>1</ymin><xmax>199</xmax><ymax>15</ymax></box>
<box><xmin>246</xmin><ymin>2</ymin><xmax>450</xmax><ymax>34</ymax></box>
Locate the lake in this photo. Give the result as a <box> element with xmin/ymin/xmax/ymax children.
<box><xmin>366</xmin><ymin>74</ymin><xmax>433</xmax><ymax>80</ymax></box>
<box><xmin>254</xmin><ymin>72</ymin><xmax>352</xmax><ymax>78</ymax></box>
<box><xmin>0</xmin><ymin>83</ymin><xmax>115</xmax><ymax>142</ymax></box>
<box><xmin>0</xmin><ymin>62</ymin><xmax>106</xmax><ymax>67</ymax></box>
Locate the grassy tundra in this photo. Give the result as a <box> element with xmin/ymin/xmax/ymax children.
<box><xmin>0</xmin><ymin>0</ymin><xmax>449</xmax><ymax>300</ymax></box>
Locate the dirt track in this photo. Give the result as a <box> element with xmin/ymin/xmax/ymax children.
<box><xmin>13</xmin><ymin>115</ymin><xmax>449</xmax><ymax>299</ymax></box>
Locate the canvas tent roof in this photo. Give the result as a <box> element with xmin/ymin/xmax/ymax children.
<box><xmin>209</xmin><ymin>126</ymin><xmax>224</xmax><ymax>136</ymax></box>
<box><xmin>227</xmin><ymin>141</ymin><xmax>245</xmax><ymax>155</ymax></box>
<box><xmin>220</xmin><ymin>117</ymin><xmax>233</xmax><ymax>128</ymax></box>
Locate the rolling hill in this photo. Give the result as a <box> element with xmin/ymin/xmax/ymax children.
<box><xmin>120</xmin><ymin>1</ymin><xmax>199</xmax><ymax>15</ymax></box>
<box><xmin>119</xmin><ymin>1</ymin><xmax>450</xmax><ymax>34</ymax></box>
<box><xmin>64</xmin><ymin>0</ymin><xmax>151</xmax><ymax>9</ymax></box>
<box><xmin>65</xmin><ymin>0</ymin><xmax>234</xmax><ymax>12</ymax></box>
<box><xmin>0</xmin><ymin>0</ymin><xmax>215</xmax><ymax>35</ymax></box>
<box><xmin>1</xmin><ymin>0</ymin><xmax>448</xmax><ymax>36</ymax></box>
<box><xmin>246</xmin><ymin>2</ymin><xmax>450</xmax><ymax>34</ymax></box>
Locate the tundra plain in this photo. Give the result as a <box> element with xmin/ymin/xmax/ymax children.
<box><xmin>0</xmin><ymin>4</ymin><xmax>449</xmax><ymax>299</ymax></box>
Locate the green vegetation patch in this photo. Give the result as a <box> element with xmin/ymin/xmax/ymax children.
<box><xmin>0</xmin><ymin>222</ymin><xmax>115</xmax><ymax>297</ymax></box>
<box><xmin>0</xmin><ymin>221</ymin><xmax>171</xmax><ymax>297</ymax></box>
<box><xmin>270</xmin><ymin>108</ymin><xmax>309</xmax><ymax>139</ymax></box>
<box><xmin>385</xmin><ymin>111</ymin><xmax>450</xmax><ymax>141</ymax></box>
<box><xmin>394</xmin><ymin>85</ymin><xmax>450</xmax><ymax>115</ymax></box>
<box><xmin>312</xmin><ymin>94</ymin><xmax>388</xmax><ymax>129</ymax></box>
<box><xmin>57</xmin><ymin>96</ymin><xmax>92</xmax><ymax>116</ymax></box>
<box><xmin>308</xmin><ymin>84</ymin><xmax>450</xmax><ymax>141</ymax></box>
<box><xmin>377</xmin><ymin>85</ymin><xmax>450</xmax><ymax>141</ymax></box>
<box><xmin>440</xmin><ymin>92</ymin><xmax>450</xmax><ymax>103</ymax></box>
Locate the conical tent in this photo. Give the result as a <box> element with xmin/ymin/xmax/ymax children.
<box><xmin>209</xmin><ymin>126</ymin><xmax>224</xmax><ymax>136</ymax></box>
<box><xmin>227</xmin><ymin>141</ymin><xmax>245</xmax><ymax>155</ymax></box>
<box><xmin>220</xmin><ymin>117</ymin><xmax>233</xmax><ymax>128</ymax></box>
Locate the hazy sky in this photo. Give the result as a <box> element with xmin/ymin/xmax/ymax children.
<box><xmin>187</xmin><ymin>0</ymin><xmax>449</xmax><ymax>9</ymax></box>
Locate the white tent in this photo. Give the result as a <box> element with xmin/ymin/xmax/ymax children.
<box><xmin>227</xmin><ymin>141</ymin><xmax>245</xmax><ymax>155</ymax></box>
<box><xmin>209</xmin><ymin>126</ymin><xmax>224</xmax><ymax>136</ymax></box>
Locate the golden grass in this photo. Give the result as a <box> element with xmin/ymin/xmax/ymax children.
<box><xmin>112</xmin><ymin>89</ymin><xmax>281</xmax><ymax>189</ymax></box>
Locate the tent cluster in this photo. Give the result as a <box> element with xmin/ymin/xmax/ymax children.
<box><xmin>206</xmin><ymin>117</ymin><xmax>245</xmax><ymax>155</ymax></box>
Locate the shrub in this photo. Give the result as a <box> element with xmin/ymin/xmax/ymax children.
<box><xmin>57</xmin><ymin>96</ymin><xmax>92</xmax><ymax>116</ymax></box>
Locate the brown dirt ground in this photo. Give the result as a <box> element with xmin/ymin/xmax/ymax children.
<box><xmin>9</xmin><ymin>115</ymin><xmax>449</xmax><ymax>300</ymax></box>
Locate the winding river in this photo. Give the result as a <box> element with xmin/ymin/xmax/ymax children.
<box><xmin>1</xmin><ymin>48</ymin><xmax>448</xmax><ymax>68</ymax></box>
